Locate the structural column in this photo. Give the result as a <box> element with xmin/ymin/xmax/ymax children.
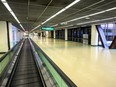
<box><xmin>45</xmin><ymin>31</ymin><xmax>51</xmax><ymax>38</ymax></box>
<box><xmin>65</xmin><ymin>29</ymin><xmax>68</xmax><ymax>40</ymax></box>
<box><xmin>53</xmin><ymin>30</ymin><xmax>56</xmax><ymax>39</ymax></box>
<box><xmin>0</xmin><ymin>21</ymin><xmax>9</xmax><ymax>52</ymax></box>
<box><xmin>0</xmin><ymin>21</ymin><xmax>22</xmax><ymax>53</ymax></box>
<box><xmin>91</xmin><ymin>24</ymin><xmax>98</xmax><ymax>46</ymax></box>
<box><xmin>48</xmin><ymin>31</ymin><xmax>51</xmax><ymax>38</ymax></box>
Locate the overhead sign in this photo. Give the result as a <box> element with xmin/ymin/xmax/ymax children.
<box><xmin>41</xmin><ymin>27</ymin><xmax>54</xmax><ymax>31</ymax></box>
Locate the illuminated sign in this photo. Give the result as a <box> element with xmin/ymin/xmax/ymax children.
<box><xmin>41</xmin><ymin>27</ymin><xmax>54</xmax><ymax>31</ymax></box>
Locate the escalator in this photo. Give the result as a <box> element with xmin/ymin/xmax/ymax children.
<box><xmin>8</xmin><ymin>39</ymin><xmax>44</xmax><ymax>87</ymax></box>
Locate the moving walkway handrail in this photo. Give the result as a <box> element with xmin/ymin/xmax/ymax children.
<box><xmin>0</xmin><ymin>40</ymin><xmax>22</xmax><ymax>62</ymax></box>
<box><xmin>0</xmin><ymin>39</ymin><xmax>24</xmax><ymax>87</ymax></box>
<box><xmin>31</xmin><ymin>39</ymin><xmax>77</xmax><ymax>87</ymax></box>
<box><xmin>29</xmin><ymin>39</ymin><xmax>47</xmax><ymax>87</ymax></box>
<box><xmin>0</xmin><ymin>39</ymin><xmax>23</xmax><ymax>78</ymax></box>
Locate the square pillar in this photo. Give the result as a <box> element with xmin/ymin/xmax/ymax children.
<box><xmin>54</xmin><ymin>30</ymin><xmax>56</xmax><ymax>39</ymax></box>
<box><xmin>65</xmin><ymin>29</ymin><xmax>68</xmax><ymax>40</ymax></box>
<box><xmin>91</xmin><ymin>25</ymin><xmax>98</xmax><ymax>46</ymax></box>
<box><xmin>0</xmin><ymin>21</ymin><xmax>8</xmax><ymax>52</ymax></box>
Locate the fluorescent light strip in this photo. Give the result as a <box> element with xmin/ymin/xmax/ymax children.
<box><xmin>32</xmin><ymin>0</ymin><xmax>80</xmax><ymax>31</ymax></box>
<box><xmin>65</xmin><ymin>0</ymin><xmax>80</xmax><ymax>9</ymax></box>
<box><xmin>30</xmin><ymin>25</ymin><xmax>41</xmax><ymax>32</ymax></box>
<box><xmin>3</xmin><ymin>2</ymin><xmax>12</xmax><ymax>12</ymax></box>
<box><xmin>20</xmin><ymin>24</ymin><xmax>24</xmax><ymax>29</ymax></box>
<box><xmin>62</xmin><ymin>7</ymin><xmax>116</xmax><ymax>24</ymax></box>
<box><xmin>51</xmin><ymin>24</ymin><xmax>58</xmax><ymax>27</ymax></box>
<box><xmin>1</xmin><ymin>0</ymin><xmax>25</xmax><ymax>31</ymax></box>
<box><xmin>56</xmin><ymin>24</ymin><xmax>73</xmax><ymax>29</ymax></box>
<box><xmin>34</xmin><ymin>25</ymin><xmax>41</xmax><ymax>29</ymax></box>
<box><xmin>57</xmin><ymin>17</ymin><xmax>116</xmax><ymax>29</ymax></box>
<box><xmin>1</xmin><ymin>0</ymin><xmax>6</xmax><ymax>2</ymax></box>
<box><xmin>10</xmin><ymin>12</ymin><xmax>20</xmax><ymax>23</ymax></box>
<box><xmin>77</xmin><ymin>17</ymin><xmax>116</xmax><ymax>25</ymax></box>
<box><xmin>51</xmin><ymin>0</ymin><xmax>105</xmax><ymax>28</ymax></box>
<box><xmin>42</xmin><ymin>0</ymin><xmax>80</xmax><ymax>25</ymax></box>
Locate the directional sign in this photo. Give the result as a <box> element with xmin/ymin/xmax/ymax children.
<box><xmin>41</xmin><ymin>27</ymin><xmax>54</xmax><ymax>31</ymax></box>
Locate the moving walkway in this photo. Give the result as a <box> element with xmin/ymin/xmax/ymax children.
<box><xmin>0</xmin><ymin>38</ymin><xmax>77</xmax><ymax>87</ymax></box>
<box><xmin>8</xmin><ymin>39</ymin><xmax>44</xmax><ymax>87</ymax></box>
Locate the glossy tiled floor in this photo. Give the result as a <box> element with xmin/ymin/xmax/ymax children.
<box><xmin>32</xmin><ymin>37</ymin><xmax>116</xmax><ymax>87</ymax></box>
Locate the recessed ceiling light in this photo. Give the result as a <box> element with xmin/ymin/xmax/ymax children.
<box><xmin>51</xmin><ymin>24</ymin><xmax>58</xmax><ymax>27</ymax></box>
<box><xmin>85</xmin><ymin>17</ymin><xmax>90</xmax><ymax>19</ymax></box>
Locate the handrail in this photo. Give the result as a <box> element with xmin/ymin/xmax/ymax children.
<box><xmin>0</xmin><ymin>39</ymin><xmax>24</xmax><ymax>86</ymax></box>
<box><xmin>29</xmin><ymin>38</ymin><xmax>47</xmax><ymax>87</ymax></box>
<box><xmin>31</xmin><ymin>39</ymin><xmax>77</xmax><ymax>87</ymax></box>
<box><xmin>0</xmin><ymin>40</ymin><xmax>22</xmax><ymax>62</ymax></box>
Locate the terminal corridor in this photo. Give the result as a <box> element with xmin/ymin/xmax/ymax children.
<box><xmin>33</xmin><ymin>37</ymin><xmax>116</xmax><ymax>87</ymax></box>
<box><xmin>0</xmin><ymin>0</ymin><xmax>116</xmax><ymax>87</ymax></box>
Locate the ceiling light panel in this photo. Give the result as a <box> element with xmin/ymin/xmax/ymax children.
<box><xmin>33</xmin><ymin>0</ymin><xmax>80</xmax><ymax>31</ymax></box>
<box><xmin>62</xmin><ymin>6</ymin><xmax>116</xmax><ymax>24</ymax></box>
<box><xmin>77</xmin><ymin>17</ymin><xmax>116</xmax><ymax>25</ymax></box>
<box><xmin>1</xmin><ymin>0</ymin><xmax>25</xmax><ymax>31</ymax></box>
<box><xmin>41</xmin><ymin>0</ymin><xmax>80</xmax><ymax>25</ymax></box>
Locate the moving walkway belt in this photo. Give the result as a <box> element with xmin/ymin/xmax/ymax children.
<box><xmin>9</xmin><ymin>39</ymin><xmax>44</xmax><ymax>87</ymax></box>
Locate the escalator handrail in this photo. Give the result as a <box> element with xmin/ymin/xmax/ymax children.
<box><xmin>31</xmin><ymin>39</ymin><xmax>77</xmax><ymax>87</ymax></box>
<box><xmin>0</xmin><ymin>39</ymin><xmax>22</xmax><ymax>62</ymax></box>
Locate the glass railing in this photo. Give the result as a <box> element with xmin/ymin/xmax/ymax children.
<box><xmin>32</xmin><ymin>40</ymin><xmax>77</xmax><ymax>87</ymax></box>
<box><xmin>0</xmin><ymin>40</ymin><xmax>22</xmax><ymax>77</ymax></box>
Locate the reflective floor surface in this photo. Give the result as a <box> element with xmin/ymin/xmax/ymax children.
<box><xmin>32</xmin><ymin>37</ymin><xmax>116</xmax><ymax>87</ymax></box>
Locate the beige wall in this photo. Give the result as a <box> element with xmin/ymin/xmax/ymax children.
<box><xmin>0</xmin><ymin>21</ymin><xmax>8</xmax><ymax>52</ymax></box>
<box><xmin>48</xmin><ymin>31</ymin><xmax>51</xmax><ymax>38</ymax></box>
<box><xmin>54</xmin><ymin>30</ymin><xmax>56</xmax><ymax>38</ymax></box>
<box><xmin>91</xmin><ymin>25</ymin><xmax>98</xmax><ymax>45</ymax></box>
<box><xmin>65</xmin><ymin>29</ymin><xmax>68</xmax><ymax>40</ymax></box>
<box><xmin>0</xmin><ymin>21</ymin><xmax>23</xmax><ymax>52</ymax></box>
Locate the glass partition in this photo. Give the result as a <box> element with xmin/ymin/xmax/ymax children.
<box><xmin>99</xmin><ymin>23</ymin><xmax>116</xmax><ymax>46</ymax></box>
<box><xmin>37</xmin><ymin>50</ymin><xmax>68</xmax><ymax>87</ymax></box>
<box><xmin>0</xmin><ymin>42</ymin><xmax>20</xmax><ymax>76</ymax></box>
